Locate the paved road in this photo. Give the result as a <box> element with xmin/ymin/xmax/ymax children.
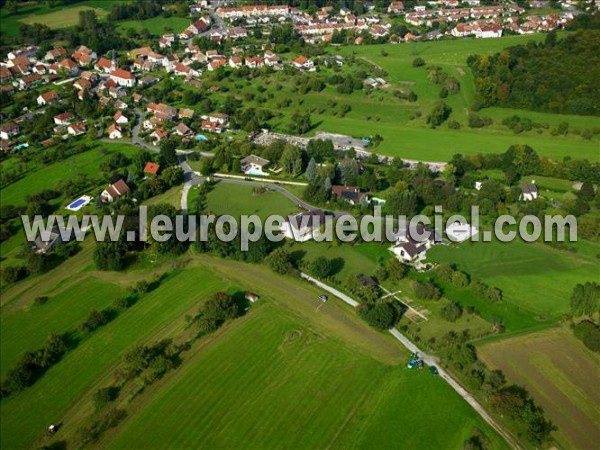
<box><xmin>298</xmin><ymin>273</ymin><xmax>521</xmax><ymax>450</ymax></box>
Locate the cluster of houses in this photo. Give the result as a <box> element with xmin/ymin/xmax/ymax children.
<box><xmin>388</xmin><ymin>1</ymin><xmax>573</xmax><ymax>38</ymax></box>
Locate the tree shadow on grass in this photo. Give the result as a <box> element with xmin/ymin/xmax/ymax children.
<box><xmin>330</xmin><ymin>257</ymin><xmax>345</xmax><ymax>276</ymax></box>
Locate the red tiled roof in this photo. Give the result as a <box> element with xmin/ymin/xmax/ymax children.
<box><xmin>143</xmin><ymin>162</ymin><xmax>160</xmax><ymax>175</ymax></box>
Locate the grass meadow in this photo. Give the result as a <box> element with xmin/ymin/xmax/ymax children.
<box><xmin>427</xmin><ymin>238</ymin><xmax>600</xmax><ymax>325</ymax></box>
<box><xmin>0</xmin><ymin>251</ymin><xmax>507</xmax><ymax>450</ymax></box>
<box><xmin>0</xmin><ymin>1</ymin><xmax>123</xmax><ymax>37</ymax></box>
<box><xmin>479</xmin><ymin>327</ymin><xmax>600</xmax><ymax>450</ymax></box>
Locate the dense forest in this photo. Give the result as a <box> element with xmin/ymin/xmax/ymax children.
<box><xmin>468</xmin><ymin>30</ymin><xmax>600</xmax><ymax>116</ymax></box>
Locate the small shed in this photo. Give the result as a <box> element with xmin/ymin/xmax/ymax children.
<box><xmin>245</xmin><ymin>292</ymin><xmax>259</xmax><ymax>303</ymax></box>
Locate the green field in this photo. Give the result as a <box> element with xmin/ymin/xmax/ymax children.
<box><xmin>0</xmin><ymin>251</ymin><xmax>507</xmax><ymax>449</ymax></box>
<box><xmin>427</xmin><ymin>238</ymin><xmax>600</xmax><ymax>330</ymax></box>
<box><xmin>116</xmin><ymin>16</ymin><xmax>190</xmax><ymax>35</ymax></box>
<box><xmin>479</xmin><ymin>327</ymin><xmax>600</xmax><ymax>450</ymax></box>
<box><xmin>0</xmin><ymin>1</ymin><xmax>123</xmax><ymax>37</ymax></box>
<box><xmin>19</xmin><ymin>5</ymin><xmax>108</xmax><ymax>29</ymax></box>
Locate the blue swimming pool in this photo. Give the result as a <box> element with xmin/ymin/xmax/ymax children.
<box><xmin>195</xmin><ymin>134</ymin><xmax>208</xmax><ymax>141</ymax></box>
<box><xmin>245</xmin><ymin>168</ymin><xmax>269</xmax><ymax>176</ymax></box>
<box><xmin>68</xmin><ymin>198</ymin><xmax>86</xmax><ymax>209</ymax></box>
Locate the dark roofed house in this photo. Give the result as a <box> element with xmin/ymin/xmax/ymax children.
<box><xmin>280</xmin><ymin>209</ymin><xmax>329</xmax><ymax>242</ymax></box>
<box><xmin>331</xmin><ymin>185</ymin><xmax>369</xmax><ymax>206</ymax></box>
<box><xmin>32</xmin><ymin>226</ymin><xmax>64</xmax><ymax>254</ymax></box>
<box><xmin>357</xmin><ymin>274</ymin><xmax>378</xmax><ymax>287</ymax></box>
<box><xmin>390</xmin><ymin>241</ymin><xmax>427</xmax><ymax>262</ymax></box>
<box><xmin>520</xmin><ymin>181</ymin><xmax>538</xmax><ymax>201</ymax></box>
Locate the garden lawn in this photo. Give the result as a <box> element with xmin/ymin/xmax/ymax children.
<box><xmin>202</xmin><ymin>182</ymin><xmax>299</xmax><ymax>219</ymax></box>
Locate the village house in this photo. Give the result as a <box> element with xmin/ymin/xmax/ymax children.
<box><xmin>188</xmin><ymin>17</ymin><xmax>210</xmax><ymax>34</ymax></box>
<box><xmin>208</xmin><ymin>59</ymin><xmax>227</xmax><ymax>71</ymax></box>
<box><xmin>95</xmin><ymin>57</ymin><xmax>116</xmax><ymax>73</ymax></box>
<box><xmin>144</xmin><ymin>162</ymin><xmax>160</xmax><ymax>176</ymax></box>
<box><xmin>114</xmin><ymin>110</ymin><xmax>129</xmax><ymax>124</ymax></box>
<box><xmin>331</xmin><ymin>186</ymin><xmax>369</xmax><ymax>206</ymax></box>
<box><xmin>0</xmin><ymin>123</ymin><xmax>19</xmax><ymax>141</ymax></box>
<box><xmin>150</xmin><ymin>127</ymin><xmax>168</xmax><ymax>143</ymax></box>
<box><xmin>280</xmin><ymin>210</ymin><xmax>329</xmax><ymax>242</ymax></box>
<box><xmin>148</xmin><ymin>102</ymin><xmax>177</xmax><ymax>121</ymax></box>
<box><xmin>115</xmin><ymin>99</ymin><xmax>128</xmax><ymax>110</ymax></box>
<box><xmin>53</xmin><ymin>112</ymin><xmax>74</xmax><ymax>126</ymax></box>
<box><xmin>19</xmin><ymin>73</ymin><xmax>42</xmax><ymax>90</ymax></box>
<box><xmin>245</xmin><ymin>56</ymin><xmax>264</xmax><ymax>68</ymax></box>
<box><xmin>178</xmin><ymin>108</ymin><xmax>195</xmax><ymax>120</ymax></box>
<box><xmin>292</xmin><ymin>55</ymin><xmax>314</xmax><ymax>71</ymax></box>
<box><xmin>240</xmin><ymin>155</ymin><xmax>270</xmax><ymax>174</ymax></box>
<box><xmin>58</xmin><ymin>58</ymin><xmax>80</xmax><ymax>75</ymax></box>
<box><xmin>101</xmin><ymin>179</ymin><xmax>130</xmax><ymax>203</ymax></box>
<box><xmin>107</xmin><ymin>123</ymin><xmax>123</xmax><ymax>139</ymax></box>
<box><xmin>174</xmin><ymin>122</ymin><xmax>193</xmax><ymax>137</ymax></box>
<box><xmin>37</xmin><ymin>90</ymin><xmax>58</xmax><ymax>106</ymax></box>
<box><xmin>389</xmin><ymin>224</ymin><xmax>441</xmax><ymax>263</ymax></box>
<box><xmin>44</xmin><ymin>47</ymin><xmax>67</xmax><ymax>61</ymax></box>
<box><xmin>110</xmin><ymin>68</ymin><xmax>135</xmax><ymax>87</ymax></box>
<box><xmin>67</xmin><ymin>123</ymin><xmax>86</xmax><ymax>136</ymax></box>
<box><xmin>229</xmin><ymin>56</ymin><xmax>243</xmax><ymax>69</ymax></box>
<box><xmin>73</xmin><ymin>78</ymin><xmax>92</xmax><ymax>91</ymax></box>
<box><xmin>520</xmin><ymin>182</ymin><xmax>539</xmax><ymax>201</ymax></box>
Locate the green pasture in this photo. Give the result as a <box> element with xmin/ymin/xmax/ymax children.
<box><xmin>0</xmin><ymin>1</ymin><xmax>124</xmax><ymax>37</ymax></box>
<box><xmin>427</xmin><ymin>238</ymin><xmax>600</xmax><ymax>324</ymax></box>
<box><xmin>0</xmin><ymin>251</ymin><xmax>507</xmax><ymax>450</ymax></box>
<box><xmin>108</xmin><ymin>301</ymin><xmax>506</xmax><ymax>450</ymax></box>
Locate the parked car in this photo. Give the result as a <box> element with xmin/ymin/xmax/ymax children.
<box><xmin>319</xmin><ymin>294</ymin><xmax>328</xmax><ymax>302</ymax></box>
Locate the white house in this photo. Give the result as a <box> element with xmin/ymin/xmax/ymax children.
<box><xmin>388</xmin><ymin>224</ymin><xmax>440</xmax><ymax>263</ymax></box>
<box><xmin>53</xmin><ymin>112</ymin><xmax>74</xmax><ymax>126</ymax></box>
<box><xmin>109</xmin><ymin>68</ymin><xmax>135</xmax><ymax>87</ymax></box>
<box><xmin>0</xmin><ymin>122</ymin><xmax>19</xmax><ymax>140</ymax></box>
<box><xmin>475</xmin><ymin>25</ymin><xmax>503</xmax><ymax>38</ymax></box>
<box><xmin>107</xmin><ymin>123</ymin><xmax>123</xmax><ymax>139</ymax></box>
<box><xmin>280</xmin><ymin>210</ymin><xmax>329</xmax><ymax>242</ymax></box>
<box><xmin>67</xmin><ymin>123</ymin><xmax>86</xmax><ymax>136</ymax></box>
<box><xmin>37</xmin><ymin>90</ymin><xmax>58</xmax><ymax>106</ymax></box>
<box><xmin>114</xmin><ymin>110</ymin><xmax>129</xmax><ymax>125</ymax></box>
<box><xmin>292</xmin><ymin>55</ymin><xmax>314</xmax><ymax>70</ymax></box>
<box><xmin>101</xmin><ymin>179</ymin><xmax>130</xmax><ymax>203</ymax></box>
<box><xmin>520</xmin><ymin>182</ymin><xmax>539</xmax><ymax>201</ymax></box>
